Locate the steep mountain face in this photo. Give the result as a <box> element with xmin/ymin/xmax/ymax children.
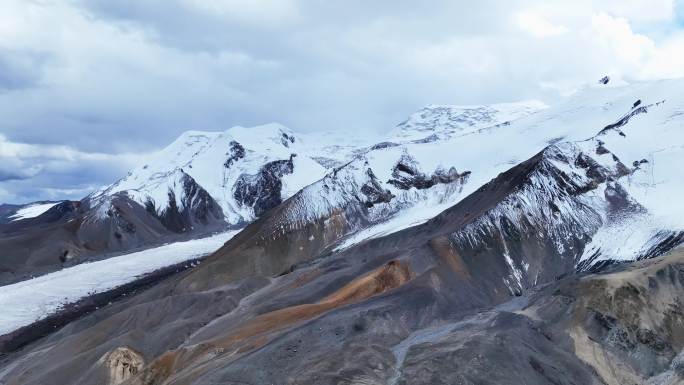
<box><xmin>91</xmin><ymin>123</ymin><xmax>332</xmax><ymax>229</ymax></box>
<box><xmin>136</xmin><ymin>169</ymin><xmax>224</xmax><ymax>233</ymax></box>
<box><xmin>2</xmin><ymin>79</ymin><xmax>684</xmax><ymax>385</ymax></box>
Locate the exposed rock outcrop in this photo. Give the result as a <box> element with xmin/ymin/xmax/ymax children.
<box><xmin>233</xmin><ymin>154</ymin><xmax>296</xmax><ymax>216</ymax></box>
<box><xmin>360</xmin><ymin>169</ymin><xmax>395</xmax><ymax>207</ymax></box>
<box><xmin>223</xmin><ymin>140</ymin><xmax>246</xmax><ymax>169</ymax></box>
<box><xmin>387</xmin><ymin>154</ymin><xmax>470</xmax><ymax>190</ymax></box>
<box><xmin>102</xmin><ymin>347</ymin><xmax>144</xmax><ymax>385</ymax></box>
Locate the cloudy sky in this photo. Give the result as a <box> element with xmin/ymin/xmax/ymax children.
<box><xmin>2</xmin><ymin>0</ymin><xmax>684</xmax><ymax>204</ymax></box>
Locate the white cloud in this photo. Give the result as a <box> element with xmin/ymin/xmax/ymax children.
<box><xmin>640</xmin><ymin>34</ymin><xmax>684</xmax><ymax>78</ymax></box>
<box><xmin>590</xmin><ymin>13</ymin><xmax>655</xmax><ymax>68</ymax></box>
<box><xmin>597</xmin><ymin>0</ymin><xmax>675</xmax><ymax>22</ymax></box>
<box><xmin>515</xmin><ymin>10</ymin><xmax>569</xmax><ymax>37</ymax></box>
<box><xmin>181</xmin><ymin>0</ymin><xmax>300</xmax><ymax>25</ymax></box>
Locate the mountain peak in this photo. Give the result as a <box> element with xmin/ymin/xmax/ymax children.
<box><xmin>390</xmin><ymin>100</ymin><xmax>547</xmax><ymax>141</ymax></box>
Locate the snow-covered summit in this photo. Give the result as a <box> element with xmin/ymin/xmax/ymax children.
<box><xmin>91</xmin><ymin>123</ymin><xmax>335</xmax><ymax>228</ymax></box>
<box><xmin>390</xmin><ymin>100</ymin><xmax>547</xmax><ymax>141</ymax></box>
<box><xmin>256</xmin><ymin>79</ymin><xmax>684</xmax><ymax>272</ymax></box>
<box><xmin>89</xmin><ymin>99</ymin><xmax>549</xmax><ymax>234</ymax></box>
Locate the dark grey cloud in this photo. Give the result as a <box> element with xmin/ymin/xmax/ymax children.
<box><xmin>0</xmin><ymin>169</ymin><xmax>38</xmax><ymax>182</ymax></box>
<box><xmin>0</xmin><ymin>48</ymin><xmax>49</xmax><ymax>91</ymax></box>
<box><xmin>0</xmin><ymin>135</ymin><xmax>142</xmax><ymax>203</ymax></box>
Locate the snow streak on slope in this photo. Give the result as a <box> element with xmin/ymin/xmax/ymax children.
<box><xmin>0</xmin><ymin>231</ymin><xmax>239</xmax><ymax>336</ymax></box>
<box><xmin>334</xmin><ymin>197</ymin><xmax>460</xmax><ymax>251</ymax></box>
<box><xmin>9</xmin><ymin>203</ymin><xmax>59</xmax><ymax>221</ymax></box>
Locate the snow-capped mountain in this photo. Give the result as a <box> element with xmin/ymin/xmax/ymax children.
<box><xmin>0</xmin><ymin>123</ymin><xmax>383</xmax><ymax>282</ymax></box>
<box><xmin>85</xmin><ymin>101</ymin><xmax>545</xmax><ymax>244</ymax></box>
<box><xmin>4</xmin><ymin>79</ymin><xmax>684</xmax><ymax>385</ymax></box>
<box><xmin>91</xmin><ymin>124</ymin><xmax>329</xmax><ymax>227</ymax></box>
<box><xmin>260</xmin><ymin>102</ymin><xmax>547</xmax><ymax>238</ymax></box>
<box><xmin>244</xmin><ymin>80</ymin><xmax>684</xmax><ymax>275</ymax></box>
<box><xmin>4</xmin><ymin>80</ymin><xmax>682</xmax><ymax>285</ymax></box>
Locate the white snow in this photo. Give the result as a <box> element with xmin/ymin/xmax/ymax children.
<box><xmin>287</xmin><ymin>100</ymin><xmax>566</xmax><ymax>250</ymax></box>
<box><xmin>579</xmin><ymin>212</ymin><xmax>675</xmax><ymax>263</ymax></box>
<box><xmin>303</xmin><ymin>79</ymin><xmax>684</xmax><ymax>267</ymax></box>
<box><xmin>389</xmin><ymin>100</ymin><xmax>548</xmax><ymax>141</ymax></box>
<box><xmin>334</xmin><ymin>193</ymin><xmax>462</xmax><ymax>251</ymax></box>
<box><xmin>90</xmin><ymin>123</ymin><xmax>360</xmax><ymax>226</ymax></box>
<box><xmin>502</xmin><ymin>236</ymin><xmax>524</xmax><ymax>294</ymax></box>
<box><xmin>9</xmin><ymin>203</ymin><xmax>59</xmax><ymax>221</ymax></box>
<box><xmin>66</xmin><ymin>79</ymin><xmax>684</xmax><ymax>275</ymax></box>
<box><xmin>0</xmin><ymin>230</ymin><xmax>239</xmax><ymax>336</ymax></box>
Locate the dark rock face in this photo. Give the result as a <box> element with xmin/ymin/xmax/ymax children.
<box><xmin>632</xmin><ymin>158</ymin><xmax>649</xmax><ymax>168</ymax></box>
<box><xmin>281</xmin><ymin>132</ymin><xmax>296</xmax><ymax>147</ymax></box>
<box><xmin>0</xmin><ymin>175</ymin><xmax>226</xmax><ymax>284</ymax></box>
<box><xmin>599</xmin><ymin>101</ymin><xmax>657</xmax><ymax>134</ymax></box>
<box><xmin>105</xmin><ymin>203</ymin><xmax>138</xmax><ymax>235</ymax></box>
<box><xmin>234</xmin><ymin>155</ymin><xmax>296</xmax><ymax>216</ymax></box>
<box><xmin>152</xmin><ymin>171</ymin><xmax>224</xmax><ymax>233</ymax></box>
<box><xmin>596</xmin><ymin>141</ymin><xmax>610</xmax><ymax>155</ymax></box>
<box><xmin>412</xmin><ymin>133</ymin><xmax>440</xmax><ymax>144</ymax></box>
<box><xmin>0</xmin><ymin>204</ymin><xmax>20</xmax><ymax>224</ymax></box>
<box><xmin>360</xmin><ymin>169</ymin><xmax>394</xmax><ymax>207</ymax></box>
<box><xmin>436</xmin><ymin>143</ymin><xmax>634</xmax><ymax>293</ymax></box>
<box><xmin>638</xmin><ymin>230</ymin><xmax>684</xmax><ymax>260</ymax></box>
<box><xmin>223</xmin><ymin>141</ymin><xmax>246</xmax><ymax>168</ymax></box>
<box><xmin>387</xmin><ymin>154</ymin><xmax>470</xmax><ymax>190</ymax></box>
<box><xmin>370</xmin><ymin>141</ymin><xmax>400</xmax><ymax>150</ymax></box>
<box><xmin>77</xmin><ymin>194</ymin><xmax>172</xmax><ymax>252</ymax></box>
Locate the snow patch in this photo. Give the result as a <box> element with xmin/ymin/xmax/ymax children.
<box><xmin>0</xmin><ymin>230</ymin><xmax>239</xmax><ymax>336</ymax></box>
<box><xmin>9</xmin><ymin>203</ymin><xmax>59</xmax><ymax>221</ymax></box>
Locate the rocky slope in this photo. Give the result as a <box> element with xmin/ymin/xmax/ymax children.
<box><xmin>1</xmin><ymin>79</ymin><xmax>684</xmax><ymax>384</ymax></box>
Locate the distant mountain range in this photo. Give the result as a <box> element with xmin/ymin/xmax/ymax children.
<box><xmin>2</xmin><ymin>79</ymin><xmax>684</xmax><ymax>385</ymax></box>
